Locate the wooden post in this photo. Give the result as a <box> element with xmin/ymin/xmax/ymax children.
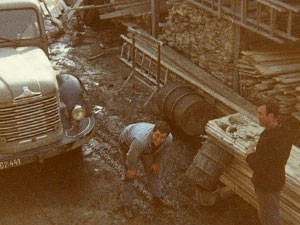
<box><xmin>151</xmin><ymin>0</ymin><xmax>160</xmax><ymax>38</ymax></box>
<box><xmin>132</xmin><ymin>32</ymin><xmax>136</xmax><ymax>69</ymax></box>
<box><xmin>156</xmin><ymin>43</ymin><xmax>161</xmax><ymax>88</ymax></box>
<box><xmin>232</xmin><ymin>24</ymin><xmax>241</xmax><ymax>93</ymax></box>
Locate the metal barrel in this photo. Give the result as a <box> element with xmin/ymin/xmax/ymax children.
<box><xmin>186</xmin><ymin>141</ymin><xmax>233</xmax><ymax>191</ymax></box>
<box><xmin>156</xmin><ymin>82</ymin><xmax>208</xmax><ymax>136</ymax></box>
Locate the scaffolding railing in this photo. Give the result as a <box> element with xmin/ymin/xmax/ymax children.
<box><xmin>187</xmin><ymin>0</ymin><xmax>300</xmax><ymax>43</ymax></box>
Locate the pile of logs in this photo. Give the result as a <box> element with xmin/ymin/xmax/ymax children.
<box><xmin>205</xmin><ymin>113</ymin><xmax>300</xmax><ymax>225</ymax></box>
<box><xmin>162</xmin><ymin>1</ymin><xmax>235</xmax><ymax>86</ymax></box>
<box><xmin>238</xmin><ymin>50</ymin><xmax>300</xmax><ymax>116</ymax></box>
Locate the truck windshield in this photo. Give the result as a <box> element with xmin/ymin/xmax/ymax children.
<box><xmin>0</xmin><ymin>9</ymin><xmax>40</xmax><ymax>41</ymax></box>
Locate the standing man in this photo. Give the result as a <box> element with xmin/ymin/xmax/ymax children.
<box><xmin>246</xmin><ymin>101</ymin><xmax>295</xmax><ymax>225</ymax></box>
<box><xmin>119</xmin><ymin>120</ymin><xmax>173</xmax><ymax>215</ymax></box>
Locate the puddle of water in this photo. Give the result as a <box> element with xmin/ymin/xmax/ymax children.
<box><xmin>49</xmin><ymin>42</ymin><xmax>71</xmax><ymax>59</ymax></box>
<box><xmin>93</xmin><ymin>105</ymin><xmax>107</xmax><ymax>117</ymax></box>
<box><xmin>49</xmin><ymin>41</ymin><xmax>79</xmax><ymax>71</ymax></box>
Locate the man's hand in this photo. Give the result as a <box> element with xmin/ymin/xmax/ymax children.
<box><xmin>125</xmin><ymin>169</ymin><xmax>136</xmax><ymax>179</ymax></box>
<box><xmin>246</xmin><ymin>147</ymin><xmax>256</xmax><ymax>156</ymax></box>
<box><xmin>150</xmin><ymin>164</ymin><xmax>159</xmax><ymax>174</ymax></box>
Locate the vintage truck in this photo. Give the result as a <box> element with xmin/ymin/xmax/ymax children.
<box><xmin>0</xmin><ymin>0</ymin><xmax>95</xmax><ymax>170</ymax></box>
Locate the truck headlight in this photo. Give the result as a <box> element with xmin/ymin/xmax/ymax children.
<box><xmin>71</xmin><ymin>104</ymin><xmax>86</xmax><ymax>121</ymax></box>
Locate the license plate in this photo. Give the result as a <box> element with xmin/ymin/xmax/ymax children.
<box><xmin>0</xmin><ymin>159</ymin><xmax>21</xmax><ymax>170</ymax></box>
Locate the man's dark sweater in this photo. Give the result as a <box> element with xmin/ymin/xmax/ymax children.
<box><xmin>246</xmin><ymin>125</ymin><xmax>294</xmax><ymax>192</ymax></box>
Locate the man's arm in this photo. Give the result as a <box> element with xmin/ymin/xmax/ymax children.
<box><xmin>152</xmin><ymin>135</ymin><xmax>173</xmax><ymax>173</ymax></box>
<box><xmin>126</xmin><ymin>140</ymin><xmax>144</xmax><ymax>171</ymax></box>
<box><xmin>246</xmin><ymin>146</ymin><xmax>257</xmax><ymax>170</ymax></box>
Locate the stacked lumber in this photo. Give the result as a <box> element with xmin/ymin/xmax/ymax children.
<box><xmin>238</xmin><ymin>50</ymin><xmax>300</xmax><ymax>116</ymax></box>
<box><xmin>205</xmin><ymin>113</ymin><xmax>300</xmax><ymax>225</ymax></box>
<box><xmin>98</xmin><ymin>0</ymin><xmax>151</xmax><ymax>20</ymax></box>
<box><xmin>162</xmin><ymin>1</ymin><xmax>235</xmax><ymax>87</ymax></box>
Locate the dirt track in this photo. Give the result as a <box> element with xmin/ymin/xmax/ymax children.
<box><xmin>0</xmin><ymin>23</ymin><xmax>260</xmax><ymax>225</ymax></box>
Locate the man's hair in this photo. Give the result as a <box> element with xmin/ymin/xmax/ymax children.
<box><xmin>258</xmin><ymin>99</ymin><xmax>279</xmax><ymax>117</ymax></box>
<box><xmin>153</xmin><ymin>120</ymin><xmax>171</xmax><ymax>134</ymax></box>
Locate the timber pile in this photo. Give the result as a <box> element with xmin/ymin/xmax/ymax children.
<box><xmin>98</xmin><ymin>0</ymin><xmax>151</xmax><ymax>20</ymax></box>
<box><xmin>162</xmin><ymin>1</ymin><xmax>235</xmax><ymax>87</ymax></box>
<box><xmin>205</xmin><ymin>113</ymin><xmax>300</xmax><ymax>225</ymax></box>
<box><xmin>238</xmin><ymin>50</ymin><xmax>300</xmax><ymax>116</ymax></box>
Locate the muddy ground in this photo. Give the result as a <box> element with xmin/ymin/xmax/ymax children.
<box><xmin>0</xmin><ymin>22</ymin><xmax>260</xmax><ymax>225</ymax></box>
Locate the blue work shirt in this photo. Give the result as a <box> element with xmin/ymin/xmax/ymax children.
<box><xmin>119</xmin><ymin>122</ymin><xmax>173</xmax><ymax>170</ymax></box>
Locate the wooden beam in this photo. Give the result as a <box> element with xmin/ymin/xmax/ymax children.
<box><xmin>266</xmin><ymin>0</ymin><xmax>300</xmax><ymax>13</ymax></box>
<box><xmin>151</xmin><ymin>0</ymin><xmax>160</xmax><ymax>38</ymax></box>
<box><xmin>187</xmin><ymin>0</ymin><xmax>285</xmax><ymax>43</ymax></box>
<box><xmin>99</xmin><ymin>4</ymin><xmax>150</xmax><ymax>20</ymax></box>
<box><xmin>232</xmin><ymin>24</ymin><xmax>241</xmax><ymax>93</ymax></box>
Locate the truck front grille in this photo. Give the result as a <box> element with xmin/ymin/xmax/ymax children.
<box><xmin>0</xmin><ymin>96</ymin><xmax>61</xmax><ymax>143</ymax></box>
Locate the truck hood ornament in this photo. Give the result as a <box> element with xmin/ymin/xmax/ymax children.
<box><xmin>15</xmin><ymin>86</ymin><xmax>41</xmax><ymax>100</ymax></box>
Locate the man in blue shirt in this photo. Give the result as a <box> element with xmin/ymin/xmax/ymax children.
<box><xmin>119</xmin><ymin>120</ymin><xmax>173</xmax><ymax>215</ymax></box>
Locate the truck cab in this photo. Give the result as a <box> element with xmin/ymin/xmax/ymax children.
<box><xmin>0</xmin><ymin>0</ymin><xmax>95</xmax><ymax>169</ymax></box>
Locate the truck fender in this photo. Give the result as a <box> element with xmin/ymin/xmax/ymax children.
<box><xmin>56</xmin><ymin>74</ymin><xmax>87</xmax><ymax>113</ymax></box>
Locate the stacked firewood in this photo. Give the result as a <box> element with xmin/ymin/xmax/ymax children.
<box><xmin>162</xmin><ymin>1</ymin><xmax>235</xmax><ymax>86</ymax></box>
<box><xmin>238</xmin><ymin>50</ymin><xmax>300</xmax><ymax>116</ymax></box>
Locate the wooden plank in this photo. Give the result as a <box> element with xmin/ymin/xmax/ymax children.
<box><xmin>257</xmin><ymin>0</ymin><xmax>287</xmax><ymax>12</ymax></box>
<box><xmin>276</xmin><ymin>76</ymin><xmax>300</xmax><ymax>84</ymax></box>
<box><xmin>255</xmin><ymin>62</ymin><xmax>300</xmax><ymax>76</ymax></box>
<box><xmin>62</xmin><ymin>0</ymin><xmax>83</xmax><ymax>21</ymax></box>
<box><xmin>99</xmin><ymin>3</ymin><xmax>150</xmax><ymax>20</ymax></box>
<box><xmin>241</xmin><ymin>50</ymin><xmax>300</xmax><ymax>56</ymax></box>
<box><xmin>249</xmin><ymin>54</ymin><xmax>300</xmax><ymax>63</ymax></box>
<box><xmin>266</xmin><ymin>0</ymin><xmax>300</xmax><ymax>12</ymax></box>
